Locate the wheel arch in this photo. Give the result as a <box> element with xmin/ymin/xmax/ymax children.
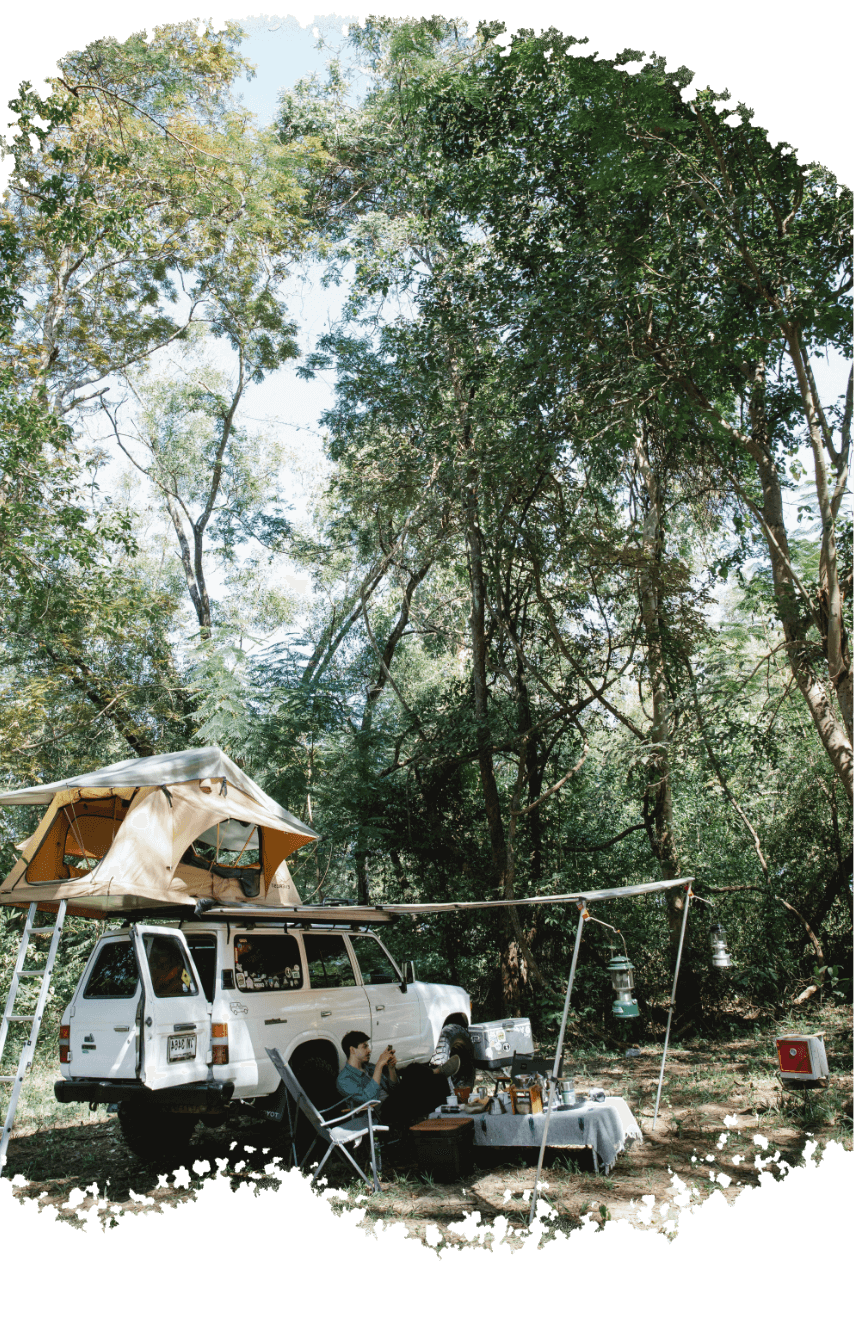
<box><xmin>287</xmin><ymin>1037</ymin><xmax>341</xmax><ymax>1110</ymax></box>
<box><xmin>288</xmin><ymin>1037</ymin><xmax>340</xmax><ymax>1071</ymax></box>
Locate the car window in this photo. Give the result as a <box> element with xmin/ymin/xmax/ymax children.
<box><xmin>303</xmin><ymin>934</ymin><xmax>357</xmax><ymax>989</ymax></box>
<box><xmin>233</xmin><ymin>934</ymin><xmax>303</xmax><ymax>993</ymax></box>
<box><xmin>185</xmin><ymin>934</ymin><xmax>217</xmax><ymax>1002</ymax></box>
<box><xmin>83</xmin><ymin>941</ymin><xmax>139</xmax><ymax>999</ymax></box>
<box><xmin>350</xmin><ymin>936</ymin><xmax>400</xmax><ymax>985</ymax></box>
<box><xmin>142</xmin><ymin>934</ymin><xmax>199</xmax><ymax>999</ymax></box>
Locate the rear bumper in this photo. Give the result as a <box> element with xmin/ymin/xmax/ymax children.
<box><xmin>54</xmin><ymin>1079</ymin><xmax>235</xmax><ymax>1109</ymax></box>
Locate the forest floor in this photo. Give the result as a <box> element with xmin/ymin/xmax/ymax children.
<box><xmin>3</xmin><ymin>1003</ymin><xmax>851</xmax><ymax>1247</ymax></box>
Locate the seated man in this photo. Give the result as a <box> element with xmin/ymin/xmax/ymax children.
<box><xmin>338</xmin><ymin>1031</ymin><xmax>459</xmax><ymax>1133</ymax></box>
<box><xmin>338</xmin><ymin>1032</ymin><xmax>396</xmax><ymax>1106</ymax></box>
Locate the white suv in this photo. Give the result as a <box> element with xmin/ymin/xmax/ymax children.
<box><xmin>55</xmin><ymin>915</ymin><xmax>473</xmax><ymax>1159</ymax></box>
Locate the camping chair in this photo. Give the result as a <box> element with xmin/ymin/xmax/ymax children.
<box><xmin>266</xmin><ymin>1048</ymin><xmax>388</xmax><ymax>1193</ymax></box>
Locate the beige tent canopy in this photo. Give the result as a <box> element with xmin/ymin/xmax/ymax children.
<box><xmin>0</xmin><ymin>748</ymin><xmax>318</xmax><ymax>918</ymax></box>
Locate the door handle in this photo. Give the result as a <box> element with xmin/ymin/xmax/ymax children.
<box><xmin>321</xmin><ymin>1010</ymin><xmax>332</xmax><ymax>1018</ymax></box>
<box><xmin>375</xmin><ymin>1004</ymin><xmax>385</xmax><ymax>1011</ymax></box>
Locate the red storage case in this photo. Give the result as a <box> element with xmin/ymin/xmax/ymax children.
<box><xmin>775</xmin><ymin>1034</ymin><xmax>829</xmax><ymax>1085</ymax></box>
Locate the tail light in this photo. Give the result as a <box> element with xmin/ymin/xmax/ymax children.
<box><xmin>59</xmin><ymin>1023</ymin><xmax>70</xmax><ymax>1064</ymax></box>
<box><xmin>211</xmin><ymin>1021</ymin><xmax>229</xmax><ymax>1065</ymax></box>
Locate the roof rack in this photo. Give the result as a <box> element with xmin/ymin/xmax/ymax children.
<box><xmin>108</xmin><ymin>900</ymin><xmax>400</xmax><ymax>927</ymax></box>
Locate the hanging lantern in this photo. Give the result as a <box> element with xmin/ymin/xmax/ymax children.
<box><xmin>607</xmin><ymin>953</ymin><xmax>640</xmax><ymax>1018</ymax></box>
<box><xmin>709</xmin><ymin>923</ymin><xmax>733</xmax><ymax>969</ymax></box>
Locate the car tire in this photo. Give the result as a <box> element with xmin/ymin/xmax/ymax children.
<box><xmin>432</xmin><ymin>1024</ymin><xmax>477</xmax><ymax>1088</ymax></box>
<box><xmin>117</xmin><ymin>1100</ymin><xmax>197</xmax><ymax>1164</ymax></box>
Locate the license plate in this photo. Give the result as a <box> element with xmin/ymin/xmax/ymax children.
<box><xmin>168</xmin><ymin>1033</ymin><xmax>196</xmax><ymax>1062</ymax></box>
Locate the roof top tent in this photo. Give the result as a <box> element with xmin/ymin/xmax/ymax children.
<box><xmin>0</xmin><ymin>746</ymin><xmax>319</xmax><ymax>919</ymax></box>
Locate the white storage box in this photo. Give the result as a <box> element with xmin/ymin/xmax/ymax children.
<box><xmin>469</xmin><ymin>1018</ymin><xmax>534</xmax><ymax>1070</ymax></box>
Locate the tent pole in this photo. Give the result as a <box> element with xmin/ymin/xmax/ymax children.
<box><xmin>529</xmin><ymin>901</ymin><xmax>587</xmax><ymax>1226</ymax></box>
<box><xmin>652</xmin><ymin>886</ymin><xmax>692</xmax><ymax>1131</ymax></box>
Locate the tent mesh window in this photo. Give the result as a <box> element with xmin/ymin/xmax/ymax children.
<box><xmin>25</xmin><ymin>800</ymin><xmax>128</xmax><ymax>883</ymax></box>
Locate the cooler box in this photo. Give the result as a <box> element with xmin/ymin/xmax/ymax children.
<box><xmin>469</xmin><ymin>1018</ymin><xmax>534</xmax><ymax>1070</ymax></box>
<box><xmin>410</xmin><ymin>1117</ymin><xmax>474</xmax><ymax>1180</ymax></box>
<box><xmin>776</xmin><ymin>1034</ymin><xmax>829</xmax><ymax>1085</ymax></box>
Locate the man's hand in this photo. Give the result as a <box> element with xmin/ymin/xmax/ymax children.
<box><xmin>374</xmin><ymin>1046</ymin><xmax>397</xmax><ymax>1084</ymax></box>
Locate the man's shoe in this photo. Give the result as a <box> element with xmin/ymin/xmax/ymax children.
<box><xmin>437</xmin><ymin>1055</ymin><xmax>461</xmax><ymax>1079</ymax></box>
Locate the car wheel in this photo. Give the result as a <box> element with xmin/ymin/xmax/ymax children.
<box><xmin>432</xmin><ymin>1024</ymin><xmax>477</xmax><ymax>1088</ymax></box>
<box><xmin>117</xmin><ymin>1100</ymin><xmax>197</xmax><ymax>1164</ymax></box>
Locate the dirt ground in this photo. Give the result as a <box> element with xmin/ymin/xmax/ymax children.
<box><xmin>4</xmin><ymin>1009</ymin><xmax>851</xmax><ymax>1246</ymax></box>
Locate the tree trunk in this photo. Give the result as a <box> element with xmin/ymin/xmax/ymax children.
<box><xmin>634</xmin><ymin>430</ymin><xmax>684</xmax><ymax>957</ymax></box>
<box><xmin>748</xmin><ymin>373</ymin><xmax>853</xmax><ymax>800</ymax></box>
<box><xmin>783</xmin><ymin>333</ymin><xmax>852</xmax><ymax>740</ymax></box>
<box><xmin>633</xmin><ymin>429</ymin><xmax>704</xmax><ymax>1011</ymax></box>
<box><xmin>746</xmin><ymin>367</ymin><xmax>848</xmax><ymax>800</ymax></box>
<box><xmin>465</xmin><ymin>487</ymin><xmax>507</xmax><ymax>885</ymax></box>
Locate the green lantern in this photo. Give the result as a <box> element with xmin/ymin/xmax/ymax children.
<box><xmin>607</xmin><ymin>953</ymin><xmax>640</xmax><ymax>1018</ymax></box>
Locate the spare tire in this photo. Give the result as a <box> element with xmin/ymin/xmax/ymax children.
<box><xmin>431</xmin><ymin>1023</ymin><xmax>476</xmax><ymax>1088</ymax></box>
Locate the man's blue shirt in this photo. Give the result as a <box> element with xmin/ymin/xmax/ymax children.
<box><xmin>337</xmin><ymin>1062</ymin><xmax>388</xmax><ymax>1105</ymax></box>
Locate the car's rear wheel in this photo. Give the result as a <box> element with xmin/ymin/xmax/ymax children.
<box><xmin>286</xmin><ymin>1049</ymin><xmax>342</xmax><ymax>1164</ymax></box>
<box><xmin>117</xmin><ymin>1099</ymin><xmax>197</xmax><ymax>1164</ymax></box>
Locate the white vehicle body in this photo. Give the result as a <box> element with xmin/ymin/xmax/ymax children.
<box><xmin>57</xmin><ymin>918</ymin><xmax>471</xmax><ymax>1114</ymax></box>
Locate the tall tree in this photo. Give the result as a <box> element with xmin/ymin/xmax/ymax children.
<box><xmin>430</xmin><ymin>26</ymin><xmax>852</xmax><ymax>796</ymax></box>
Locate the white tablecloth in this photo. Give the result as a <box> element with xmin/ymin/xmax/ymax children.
<box><xmin>440</xmin><ymin>1096</ymin><xmax>642</xmax><ymax>1173</ymax></box>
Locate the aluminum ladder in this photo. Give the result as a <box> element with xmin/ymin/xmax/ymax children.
<box><xmin>0</xmin><ymin>900</ymin><xmax>67</xmax><ymax>1170</ymax></box>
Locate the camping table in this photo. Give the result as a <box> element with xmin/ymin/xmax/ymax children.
<box><xmin>432</xmin><ymin>1096</ymin><xmax>642</xmax><ymax>1175</ymax></box>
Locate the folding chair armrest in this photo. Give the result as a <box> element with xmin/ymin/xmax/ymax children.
<box><xmin>318</xmin><ymin>1096</ymin><xmax>351</xmax><ymax>1119</ymax></box>
<box><xmin>320</xmin><ymin>1096</ymin><xmax>383</xmax><ymax>1127</ymax></box>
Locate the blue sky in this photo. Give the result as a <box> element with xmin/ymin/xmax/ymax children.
<box><xmin>234</xmin><ymin>13</ymin><xmax>359</xmax><ymax>124</ymax></box>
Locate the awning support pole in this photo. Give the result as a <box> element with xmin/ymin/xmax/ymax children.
<box><xmin>652</xmin><ymin>886</ymin><xmax>692</xmax><ymax>1131</ymax></box>
<box><xmin>529</xmin><ymin>901</ymin><xmax>586</xmax><ymax>1225</ymax></box>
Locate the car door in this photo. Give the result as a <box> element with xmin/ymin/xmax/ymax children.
<box><xmin>131</xmin><ymin>925</ymin><xmax>210</xmax><ymax>1091</ymax></box>
<box><xmin>301</xmin><ymin>932</ymin><xmax>371</xmax><ymax>1060</ymax></box>
<box><xmin>68</xmin><ymin>935</ymin><xmax>141</xmax><ymax>1080</ymax></box>
<box><xmin>229</xmin><ymin>930</ymin><xmax>316</xmax><ymax>1096</ymax></box>
<box><xmin>348</xmin><ymin>933</ymin><xmax>423</xmax><ymax>1064</ymax></box>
